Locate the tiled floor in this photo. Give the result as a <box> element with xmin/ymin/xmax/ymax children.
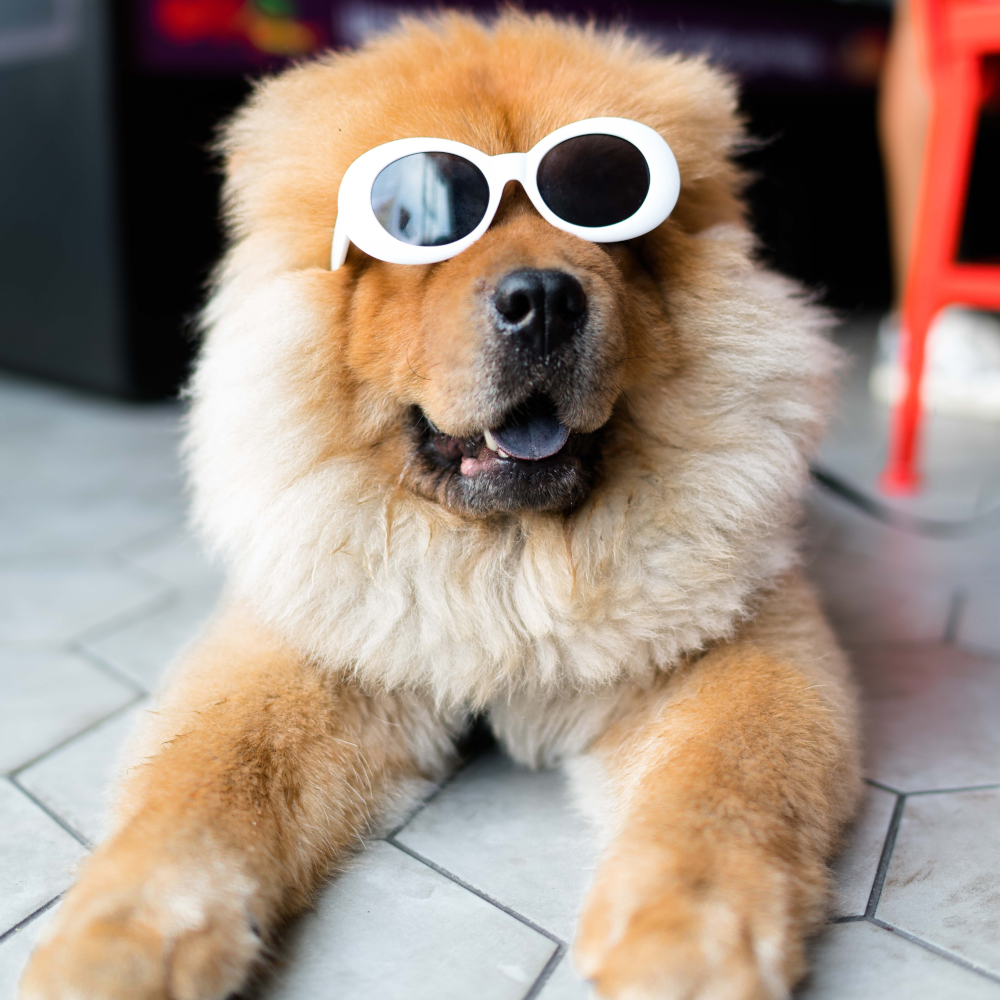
<box><xmin>3</xmin><ymin>318</ymin><xmax>1000</xmax><ymax>999</ymax></box>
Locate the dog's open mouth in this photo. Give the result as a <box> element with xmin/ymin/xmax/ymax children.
<box><xmin>410</xmin><ymin>395</ymin><xmax>603</xmax><ymax>514</ymax></box>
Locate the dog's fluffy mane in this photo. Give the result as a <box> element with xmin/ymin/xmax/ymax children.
<box><xmin>186</xmin><ymin>13</ymin><xmax>839</xmax><ymax>710</ymax></box>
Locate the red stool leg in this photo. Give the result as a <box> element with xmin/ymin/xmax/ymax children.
<box><xmin>881</xmin><ymin>303</ymin><xmax>934</xmax><ymax>494</ymax></box>
<box><xmin>880</xmin><ymin>43</ymin><xmax>982</xmax><ymax>494</ymax></box>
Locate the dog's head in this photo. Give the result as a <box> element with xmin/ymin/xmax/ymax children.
<box><xmin>191</xmin><ymin>13</ymin><xmax>837</xmax><ymax>703</ymax></box>
<box><xmin>209</xmin><ymin>13</ymin><xmax>747</xmax><ymax>518</ymax></box>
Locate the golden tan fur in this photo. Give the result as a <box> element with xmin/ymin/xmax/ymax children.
<box><xmin>21</xmin><ymin>13</ymin><xmax>861</xmax><ymax>1000</ymax></box>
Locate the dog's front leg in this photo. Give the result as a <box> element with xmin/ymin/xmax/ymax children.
<box><xmin>20</xmin><ymin>606</ymin><xmax>457</xmax><ymax>1000</ymax></box>
<box><xmin>571</xmin><ymin>578</ymin><xmax>861</xmax><ymax>1000</ymax></box>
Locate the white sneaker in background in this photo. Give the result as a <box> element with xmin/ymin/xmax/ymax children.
<box><xmin>869</xmin><ymin>306</ymin><xmax>1000</xmax><ymax>420</ymax></box>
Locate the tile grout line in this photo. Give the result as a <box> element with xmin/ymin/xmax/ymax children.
<box><xmin>7</xmin><ymin>691</ymin><xmax>147</xmax><ymax>781</ymax></box>
<box><xmin>863</xmin><ymin>777</ymin><xmax>904</xmax><ymax>795</ymax></box>
<box><xmin>8</xmin><ymin>776</ymin><xmax>93</xmax><ymax>849</ymax></box>
<box><xmin>71</xmin><ymin>586</ymin><xmax>181</xmax><ymax>649</ymax></box>
<box><xmin>101</xmin><ymin>553</ymin><xmax>218</xmax><ymax>621</ymax></box>
<box><xmin>383</xmin><ymin>754</ymin><xmax>480</xmax><ymax>841</ymax></box>
<box><xmin>869</xmin><ymin>919</ymin><xmax>1000</xmax><ymax>985</ymax></box>
<box><xmin>943</xmin><ymin>587</ymin><xmax>967</xmax><ymax>645</ymax></box>
<box><xmin>385</xmin><ymin>836</ymin><xmax>565</xmax><ymax>948</ymax></box>
<box><xmin>864</xmin><ymin>791</ymin><xmax>906</xmax><ymax>919</ymax></box>
<box><xmin>865</xmin><ymin>778</ymin><xmax>1000</xmax><ymax>798</ymax></box>
<box><xmin>383</xmin><ymin>725</ymin><xmax>498</xmax><ymax>840</ymax></box>
<box><xmin>0</xmin><ymin>895</ymin><xmax>63</xmax><ymax>948</ymax></box>
<box><xmin>521</xmin><ymin>941</ymin><xmax>566</xmax><ymax>1000</ymax></box>
<box><xmin>906</xmin><ymin>782</ymin><xmax>1000</xmax><ymax>796</ymax></box>
<box><xmin>109</xmin><ymin>518</ymin><xmax>188</xmax><ymax>561</ymax></box>
<box><xmin>72</xmin><ymin>643</ymin><xmax>149</xmax><ymax>698</ymax></box>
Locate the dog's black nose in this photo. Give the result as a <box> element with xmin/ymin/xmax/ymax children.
<box><xmin>492</xmin><ymin>269</ymin><xmax>586</xmax><ymax>357</ymax></box>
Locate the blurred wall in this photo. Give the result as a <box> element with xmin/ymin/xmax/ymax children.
<box><xmin>0</xmin><ymin>0</ymin><xmax>128</xmax><ymax>394</ymax></box>
<box><xmin>0</xmin><ymin>0</ymin><xmax>897</xmax><ymax>399</ymax></box>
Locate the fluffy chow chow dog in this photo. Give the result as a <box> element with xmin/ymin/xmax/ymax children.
<box><xmin>22</xmin><ymin>12</ymin><xmax>861</xmax><ymax>1000</ymax></box>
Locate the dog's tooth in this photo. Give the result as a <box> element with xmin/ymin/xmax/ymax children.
<box><xmin>497</xmin><ymin>447</ymin><xmax>510</xmax><ymax>459</ymax></box>
<box><xmin>484</xmin><ymin>428</ymin><xmax>500</xmax><ymax>453</ymax></box>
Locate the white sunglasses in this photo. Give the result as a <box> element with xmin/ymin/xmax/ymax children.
<box><xmin>330</xmin><ymin>117</ymin><xmax>681</xmax><ymax>269</ymax></box>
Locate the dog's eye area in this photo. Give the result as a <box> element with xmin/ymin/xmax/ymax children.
<box><xmin>371</xmin><ymin>152</ymin><xmax>490</xmax><ymax>246</ymax></box>
<box><xmin>537</xmin><ymin>134</ymin><xmax>650</xmax><ymax>228</ymax></box>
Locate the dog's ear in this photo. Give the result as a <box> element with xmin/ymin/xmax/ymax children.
<box><xmin>213</xmin><ymin>80</ymin><xmax>301</xmax><ymax>247</ymax></box>
<box><xmin>635</xmin><ymin>54</ymin><xmax>748</xmax><ymax>234</ymax></box>
<box><xmin>212</xmin><ymin>87</ymin><xmax>266</xmax><ymax>245</ymax></box>
<box><xmin>209</xmin><ymin>64</ymin><xmax>347</xmax><ymax>277</ymax></box>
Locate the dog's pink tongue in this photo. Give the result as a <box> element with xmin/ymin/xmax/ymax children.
<box><xmin>492</xmin><ymin>413</ymin><xmax>570</xmax><ymax>461</ymax></box>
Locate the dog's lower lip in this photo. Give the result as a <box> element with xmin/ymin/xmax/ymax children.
<box><xmin>460</xmin><ymin>448</ymin><xmax>509</xmax><ymax>477</ymax></box>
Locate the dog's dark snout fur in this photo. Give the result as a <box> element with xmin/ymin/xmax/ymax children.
<box><xmin>492</xmin><ymin>269</ymin><xmax>586</xmax><ymax>358</ymax></box>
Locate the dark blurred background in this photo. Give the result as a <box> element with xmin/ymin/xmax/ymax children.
<box><xmin>0</xmin><ymin>0</ymin><xmax>955</xmax><ymax>398</ymax></box>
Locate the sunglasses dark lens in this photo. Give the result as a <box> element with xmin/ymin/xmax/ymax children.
<box><xmin>537</xmin><ymin>134</ymin><xmax>650</xmax><ymax>228</ymax></box>
<box><xmin>371</xmin><ymin>152</ymin><xmax>490</xmax><ymax>247</ymax></box>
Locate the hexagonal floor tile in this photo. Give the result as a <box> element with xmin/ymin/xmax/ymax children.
<box><xmin>804</xmin><ymin>488</ymin><xmax>1000</xmax><ymax>591</ymax></box>
<box><xmin>0</xmin><ymin>558</ymin><xmax>168</xmax><ymax>644</ymax></box>
<box><xmin>831</xmin><ymin>784</ymin><xmax>898</xmax><ymax>918</ymax></box>
<box><xmin>0</xmin><ymin>375</ymin><xmax>183</xmax><ymax>505</ymax></box>
<box><xmin>878</xmin><ymin>788</ymin><xmax>1000</xmax><ymax>977</ymax></box>
<box><xmin>394</xmin><ymin>751</ymin><xmax>600</xmax><ymax>943</ymax></box>
<box><xmin>804</xmin><ymin>547</ymin><xmax>953</xmax><ymax>646</ymax></box>
<box><xmin>0</xmin><ymin>649</ymin><xmax>136</xmax><ymax>774</ymax></box>
<box><xmin>852</xmin><ymin>643</ymin><xmax>1000</xmax><ymax>791</ymax></box>
<box><xmin>83</xmin><ymin>527</ymin><xmax>223</xmax><ymax>690</ymax></box>
<box><xmin>0</xmin><ymin>901</ymin><xmax>58</xmax><ymax>999</ymax></box>
<box><xmin>258</xmin><ymin>840</ymin><xmax>557</xmax><ymax>1000</ymax></box>
<box><xmin>533</xmin><ymin>955</ymin><xmax>588</xmax><ymax>1000</ymax></box>
<box><xmin>958</xmin><ymin>579</ymin><xmax>1000</xmax><ymax>659</ymax></box>
<box><xmin>17</xmin><ymin>702</ymin><xmax>147</xmax><ymax>846</ymax></box>
<box><xmin>83</xmin><ymin>594</ymin><xmax>219</xmax><ymax>692</ymax></box>
<box><xmin>796</xmin><ymin>920</ymin><xmax>1000</xmax><ymax>999</ymax></box>
<box><xmin>117</xmin><ymin>526</ymin><xmax>223</xmax><ymax>593</ymax></box>
<box><xmin>0</xmin><ymin>495</ymin><xmax>179</xmax><ymax>561</ymax></box>
<box><xmin>0</xmin><ymin>780</ymin><xmax>86</xmax><ymax>936</ymax></box>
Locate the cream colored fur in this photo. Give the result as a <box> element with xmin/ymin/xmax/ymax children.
<box><xmin>188</xmin><ymin>225</ymin><xmax>837</xmax><ymax>727</ymax></box>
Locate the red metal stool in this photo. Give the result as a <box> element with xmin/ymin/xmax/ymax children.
<box><xmin>882</xmin><ymin>0</ymin><xmax>1000</xmax><ymax>494</ymax></box>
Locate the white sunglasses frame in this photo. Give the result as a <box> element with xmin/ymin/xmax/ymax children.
<box><xmin>330</xmin><ymin>117</ymin><xmax>681</xmax><ymax>269</ymax></box>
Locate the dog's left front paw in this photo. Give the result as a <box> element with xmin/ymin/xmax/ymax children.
<box><xmin>18</xmin><ymin>835</ymin><xmax>263</xmax><ymax>1000</ymax></box>
<box><xmin>574</xmin><ymin>843</ymin><xmax>816</xmax><ymax>1000</ymax></box>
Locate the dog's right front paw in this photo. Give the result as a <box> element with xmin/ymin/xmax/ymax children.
<box><xmin>19</xmin><ymin>850</ymin><xmax>263</xmax><ymax>1000</ymax></box>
